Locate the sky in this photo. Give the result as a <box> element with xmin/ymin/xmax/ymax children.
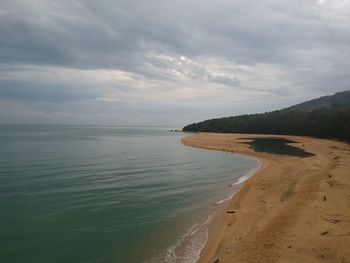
<box><xmin>0</xmin><ymin>0</ymin><xmax>349</xmax><ymax>126</ymax></box>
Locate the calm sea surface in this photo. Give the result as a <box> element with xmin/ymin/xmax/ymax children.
<box><xmin>0</xmin><ymin>125</ymin><xmax>257</xmax><ymax>263</ymax></box>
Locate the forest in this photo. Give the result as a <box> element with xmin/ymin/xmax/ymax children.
<box><xmin>183</xmin><ymin>91</ymin><xmax>350</xmax><ymax>141</ymax></box>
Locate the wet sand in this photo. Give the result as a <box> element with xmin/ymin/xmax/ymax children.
<box><xmin>182</xmin><ymin>133</ymin><xmax>350</xmax><ymax>263</ymax></box>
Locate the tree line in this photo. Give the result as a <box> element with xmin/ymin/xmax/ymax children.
<box><xmin>183</xmin><ymin>92</ymin><xmax>350</xmax><ymax>141</ymax></box>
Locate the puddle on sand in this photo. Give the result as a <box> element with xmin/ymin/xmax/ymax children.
<box><xmin>240</xmin><ymin>137</ymin><xmax>315</xmax><ymax>157</ymax></box>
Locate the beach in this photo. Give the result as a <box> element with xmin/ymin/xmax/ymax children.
<box><xmin>182</xmin><ymin>133</ymin><xmax>350</xmax><ymax>263</ymax></box>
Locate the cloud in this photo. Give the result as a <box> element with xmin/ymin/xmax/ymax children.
<box><xmin>0</xmin><ymin>0</ymin><xmax>349</xmax><ymax>125</ymax></box>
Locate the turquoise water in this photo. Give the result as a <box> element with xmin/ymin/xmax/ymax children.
<box><xmin>0</xmin><ymin>125</ymin><xmax>258</xmax><ymax>263</ymax></box>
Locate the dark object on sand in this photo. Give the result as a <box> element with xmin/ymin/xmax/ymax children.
<box><xmin>241</xmin><ymin>137</ymin><xmax>315</xmax><ymax>157</ymax></box>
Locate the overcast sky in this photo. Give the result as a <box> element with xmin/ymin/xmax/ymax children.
<box><xmin>0</xmin><ymin>0</ymin><xmax>349</xmax><ymax>126</ymax></box>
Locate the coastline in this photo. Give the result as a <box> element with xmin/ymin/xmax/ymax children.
<box><xmin>182</xmin><ymin>133</ymin><xmax>350</xmax><ymax>263</ymax></box>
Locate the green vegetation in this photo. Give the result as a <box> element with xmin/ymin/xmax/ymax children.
<box><xmin>183</xmin><ymin>91</ymin><xmax>350</xmax><ymax>141</ymax></box>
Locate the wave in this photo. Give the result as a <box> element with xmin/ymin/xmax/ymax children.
<box><xmin>231</xmin><ymin>160</ymin><xmax>262</xmax><ymax>186</ymax></box>
<box><xmin>215</xmin><ymin>160</ymin><xmax>262</xmax><ymax>206</ymax></box>
<box><xmin>144</xmin><ymin>212</ymin><xmax>216</xmax><ymax>263</ymax></box>
<box><xmin>146</xmin><ymin>161</ymin><xmax>262</xmax><ymax>263</ymax></box>
<box><xmin>214</xmin><ymin>193</ymin><xmax>236</xmax><ymax>205</ymax></box>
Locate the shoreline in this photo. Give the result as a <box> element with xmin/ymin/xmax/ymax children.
<box><xmin>162</xmin><ymin>148</ymin><xmax>261</xmax><ymax>263</ymax></box>
<box><xmin>182</xmin><ymin>133</ymin><xmax>350</xmax><ymax>263</ymax></box>
<box><xmin>196</xmin><ymin>158</ymin><xmax>262</xmax><ymax>263</ymax></box>
<box><xmin>181</xmin><ymin>134</ymin><xmax>266</xmax><ymax>263</ymax></box>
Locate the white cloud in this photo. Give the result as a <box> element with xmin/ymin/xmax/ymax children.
<box><xmin>0</xmin><ymin>0</ymin><xmax>349</xmax><ymax>125</ymax></box>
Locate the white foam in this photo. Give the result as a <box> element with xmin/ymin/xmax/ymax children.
<box><xmin>214</xmin><ymin>193</ymin><xmax>235</xmax><ymax>205</ymax></box>
<box><xmin>148</xmin><ymin>161</ymin><xmax>262</xmax><ymax>263</ymax></box>
<box><xmin>215</xmin><ymin>160</ymin><xmax>262</xmax><ymax>206</ymax></box>
<box><xmin>231</xmin><ymin>160</ymin><xmax>261</xmax><ymax>186</ymax></box>
<box><xmin>159</xmin><ymin>212</ymin><xmax>215</xmax><ymax>263</ymax></box>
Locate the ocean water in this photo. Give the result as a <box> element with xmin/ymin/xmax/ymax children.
<box><xmin>0</xmin><ymin>125</ymin><xmax>258</xmax><ymax>263</ymax></box>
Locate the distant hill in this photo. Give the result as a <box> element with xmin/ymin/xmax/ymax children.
<box><xmin>183</xmin><ymin>91</ymin><xmax>350</xmax><ymax>141</ymax></box>
<box><xmin>287</xmin><ymin>91</ymin><xmax>350</xmax><ymax>111</ymax></box>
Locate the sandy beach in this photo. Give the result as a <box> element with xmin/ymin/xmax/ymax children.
<box><xmin>182</xmin><ymin>133</ymin><xmax>350</xmax><ymax>263</ymax></box>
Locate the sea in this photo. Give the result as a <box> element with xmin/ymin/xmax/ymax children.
<box><xmin>0</xmin><ymin>125</ymin><xmax>258</xmax><ymax>263</ymax></box>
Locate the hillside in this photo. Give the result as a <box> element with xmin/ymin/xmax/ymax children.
<box><xmin>183</xmin><ymin>91</ymin><xmax>350</xmax><ymax>141</ymax></box>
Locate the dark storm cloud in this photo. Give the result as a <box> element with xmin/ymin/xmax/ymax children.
<box><xmin>0</xmin><ymin>0</ymin><xmax>349</xmax><ymax>125</ymax></box>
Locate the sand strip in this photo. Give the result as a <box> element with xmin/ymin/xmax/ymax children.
<box><xmin>182</xmin><ymin>133</ymin><xmax>350</xmax><ymax>263</ymax></box>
